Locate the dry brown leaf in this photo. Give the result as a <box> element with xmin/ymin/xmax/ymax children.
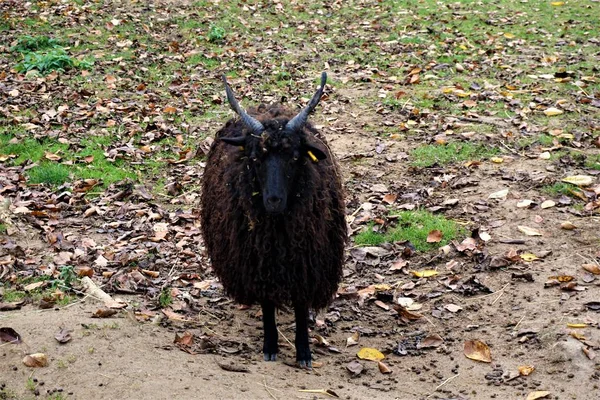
<box><xmin>518</xmin><ymin>365</ymin><xmax>535</xmax><ymax>376</ymax></box>
<box><xmin>23</xmin><ymin>353</ymin><xmax>48</xmax><ymax>368</ymax></box>
<box><xmin>526</xmin><ymin>391</ymin><xmax>551</xmax><ymax>400</ymax></box>
<box><xmin>378</xmin><ymin>361</ymin><xmax>392</xmax><ymax>374</ymax></box>
<box><xmin>346</xmin><ymin>331</ymin><xmax>360</xmax><ymax>347</ymax></box>
<box><xmin>174</xmin><ymin>331</ymin><xmax>194</xmax><ymax>346</ymax></box>
<box><xmin>464</xmin><ymin>340</ymin><xmax>492</xmax><ymax>363</ymax></box>
<box><xmin>418</xmin><ymin>334</ymin><xmax>444</xmax><ymax>349</ymax></box>
<box><xmin>562</xmin><ymin>175</ymin><xmax>593</xmax><ymax>187</ymax></box>
<box><xmin>560</xmin><ymin>221</ymin><xmax>577</xmax><ymax>230</ymax></box>
<box><xmin>382</xmin><ymin>193</ymin><xmax>397</xmax><ymax>204</ymax></box>
<box><xmin>488</xmin><ymin>188</ymin><xmax>509</xmax><ymax>200</ymax></box>
<box><xmin>540</xmin><ymin>200</ymin><xmax>555</xmax><ymax>209</ymax></box>
<box><xmin>582</xmin><ymin>264</ymin><xmax>600</xmax><ymax>275</ymax></box>
<box><xmin>426</xmin><ymin>229</ymin><xmax>443</xmax><ymax>243</ymax></box>
<box><xmin>518</xmin><ymin>226</ymin><xmax>543</xmax><ymax>236</ymax></box>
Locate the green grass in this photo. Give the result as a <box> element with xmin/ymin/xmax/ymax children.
<box><xmin>158</xmin><ymin>288</ymin><xmax>173</xmax><ymax>308</ymax></box>
<box><xmin>11</xmin><ymin>35</ymin><xmax>63</xmax><ymax>53</ymax></box>
<box><xmin>0</xmin><ymin>133</ymin><xmax>136</xmax><ymax>188</ymax></box>
<box><xmin>207</xmin><ymin>24</ymin><xmax>226</xmax><ymax>42</ymax></box>
<box><xmin>410</xmin><ymin>142</ymin><xmax>499</xmax><ymax>167</ymax></box>
<box><xmin>15</xmin><ymin>48</ymin><xmax>93</xmax><ymax>75</ymax></box>
<box><xmin>1</xmin><ymin>289</ymin><xmax>27</xmax><ymax>302</ymax></box>
<box><xmin>585</xmin><ymin>154</ymin><xmax>600</xmax><ymax>170</ymax></box>
<box><xmin>28</xmin><ymin>163</ymin><xmax>71</xmax><ymax>185</ymax></box>
<box><xmin>354</xmin><ymin>210</ymin><xmax>464</xmax><ymax>251</ymax></box>
<box><xmin>0</xmin><ymin>224</ymin><xmax>6</xmax><ymax>234</ymax></box>
<box><xmin>542</xmin><ymin>182</ymin><xmax>585</xmax><ymax>199</ymax></box>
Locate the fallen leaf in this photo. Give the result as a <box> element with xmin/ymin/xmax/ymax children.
<box><xmin>526</xmin><ymin>391</ymin><xmax>551</xmax><ymax>400</ymax></box>
<box><xmin>464</xmin><ymin>340</ymin><xmax>492</xmax><ymax>363</ymax></box>
<box><xmin>394</xmin><ymin>304</ymin><xmax>423</xmax><ymax>321</ymax></box>
<box><xmin>520</xmin><ymin>253</ymin><xmax>539</xmax><ymax>262</ymax></box>
<box><xmin>517</xmin><ymin>200</ymin><xmax>533</xmax><ymax>208</ymax></box>
<box><xmin>357</xmin><ymin>347</ymin><xmax>385</xmax><ymax>361</ymax></box>
<box><xmin>92</xmin><ymin>308</ymin><xmax>118</xmax><ymax>318</ymax></box>
<box><xmin>543</xmin><ymin>107</ymin><xmax>563</xmax><ymax>116</ymax></box>
<box><xmin>582</xmin><ymin>264</ymin><xmax>600</xmax><ymax>275</ymax></box>
<box><xmin>411</xmin><ymin>269</ymin><xmax>438</xmax><ymax>278</ymax></box>
<box><xmin>0</xmin><ymin>327</ymin><xmax>22</xmax><ymax>344</ymax></box>
<box><xmin>519</xmin><ymin>365</ymin><xmax>535</xmax><ymax>376</ymax></box>
<box><xmin>54</xmin><ymin>328</ymin><xmax>72</xmax><ymax>344</ymax></box>
<box><xmin>378</xmin><ymin>361</ymin><xmax>392</xmax><ymax>374</ymax></box>
<box><xmin>374</xmin><ymin>300</ymin><xmax>390</xmax><ymax>311</ymax></box>
<box><xmin>490</xmin><ymin>156</ymin><xmax>504</xmax><ymax>163</ymax></box>
<box><xmin>566</xmin><ymin>323</ymin><xmax>587</xmax><ymax>328</ymax></box>
<box><xmin>583</xmin><ymin>346</ymin><xmax>596</xmax><ymax>360</ymax></box>
<box><xmin>445</xmin><ymin>304</ymin><xmax>462</xmax><ymax>313</ymax></box>
<box><xmin>346</xmin><ymin>360</ymin><xmax>363</xmax><ymax>376</ymax></box>
<box><xmin>518</xmin><ymin>226</ymin><xmax>543</xmax><ymax>236</ymax></box>
<box><xmin>562</xmin><ymin>175</ymin><xmax>593</xmax><ymax>187</ymax></box>
<box><xmin>174</xmin><ymin>331</ymin><xmax>194</xmax><ymax>346</ymax></box>
<box><xmin>382</xmin><ymin>193</ymin><xmax>397</xmax><ymax>204</ymax></box>
<box><xmin>426</xmin><ymin>230</ymin><xmax>442</xmax><ymax>243</ymax></box>
<box><xmin>76</xmin><ymin>266</ymin><xmax>94</xmax><ymax>278</ymax></box>
<box><xmin>298</xmin><ymin>389</ymin><xmax>339</xmax><ymax>398</ymax></box>
<box><xmin>488</xmin><ymin>188</ymin><xmax>509</xmax><ymax>199</ymax></box>
<box><xmin>217</xmin><ymin>361</ymin><xmax>250</xmax><ymax>373</ymax></box>
<box><xmin>418</xmin><ymin>334</ymin><xmax>444</xmax><ymax>349</ymax></box>
<box><xmin>23</xmin><ymin>353</ymin><xmax>48</xmax><ymax>367</ymax></box>
<box><xmin>540</xmin><ymin>200</ymin><xmax>555</xmax><ymax>209</ymax></box>
<box><xmin>346</xmin><ymin>331</ymin><xmax>360</xmax><ymax>347</ymax></box>
<box><xmin>560</xmin><ymin>221</ymin><xmax>577</xmax><ymax>230</ymax></box>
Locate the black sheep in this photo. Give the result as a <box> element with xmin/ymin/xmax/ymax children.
<box><xmin>200</xmin><ymin>73</ymin><xmax>347</xmax><ymax>368</ymax></box>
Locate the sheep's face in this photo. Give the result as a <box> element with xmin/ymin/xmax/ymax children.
<box><xmin>222</xmin><ymin>119</ymin><xmax>328</xmax><ymax>215</ymax></box>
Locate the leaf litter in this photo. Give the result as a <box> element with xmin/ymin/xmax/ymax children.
<box><xmin>0</xmin><ymin>0</ymin><xmax>598</xmax><ymax>398</ymax></box>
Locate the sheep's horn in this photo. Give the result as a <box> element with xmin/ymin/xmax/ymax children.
<box><xmin>285</xmin><ymin>72</ymin><xmax>327</xmax><ymax>133</ymax></box>
<box><xmin>222</xmin><ymin>75</ymin><xmax>264</xmax><ymax>135</ymax></box>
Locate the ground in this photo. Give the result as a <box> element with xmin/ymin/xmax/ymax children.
<box><xmin>1</xmin><ymin>1</ymin><xmax>600</xmax><ymax>399</ymax></box>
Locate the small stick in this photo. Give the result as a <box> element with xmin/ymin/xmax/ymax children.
<box><xmin>277</xmin><ymin>327</ymin><xmax>294</xmax><ymax>348</ymax></box>
<box><xmin>262</xmin><ymin>375</ymin><xmax>278</xmax><ymax>400</ymax></box>
<box><xmin>514</xmin><ymin>314</ymin><xmax>526</xmax><ymax>331</ymax></box>
<box><xmin>427</xmin><ymin>374</ymin><xmax>460</xmax><ymax>398</ymax></box>
<box><xmin>491</xmin><ymin>283</ymin><xmax>510</xmax><ymax>305</ymax></box>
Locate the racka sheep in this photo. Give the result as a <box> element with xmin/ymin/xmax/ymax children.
<box><xmin>200</xmin><ymin>73</ymin><xmax>347</xmax><ymax>368</ymax></box>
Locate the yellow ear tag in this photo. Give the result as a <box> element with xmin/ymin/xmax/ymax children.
<box><xmin>307</xmin><ymin>150</ymin><xmax>318</xmax><ymax>163</ymax></box>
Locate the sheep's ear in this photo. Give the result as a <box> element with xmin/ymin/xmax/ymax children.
<box><xmin>220</xmin><ymin>136</ymin><xmax>246</xmax><ymax>146</ymax></box>
<box><xmin>303</xmin><ymin>141</ymin><xmax>328</xmax><ymax>161</ymax></box>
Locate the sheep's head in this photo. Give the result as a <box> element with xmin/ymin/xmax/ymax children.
<box><xmin>220</xmin><ymin>73</ymin><xmax>328</xmax><ymax>215</ymax></box>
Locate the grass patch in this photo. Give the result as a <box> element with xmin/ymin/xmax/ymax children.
<box><xmin>354</xmin><ymin>210</ymin><xmax>464</xmax><ymax>251</ymax></box>
<box><xmin>28</xmin><ymin>163</ymin><xmax>71</xmax><ymax>185</ymax></box>
<box><xmin>410</xmin><ymin>142</ymin><xmax>499</xmax><ymax>167</ymax></box>
<box><xmin>11</xmin><ymin>35</ymin><xmax>63</xmax><ymax>53</ymax></box>
<box><xmin>0</xmin><ymin>224</ymin><xmax>6</xmax><ymax>234</ymax></box>
<box><xmin>542</xmin><ymin>182</ymin><xmax>586</xmax><ymax>199</ymax></box>
<box><xmin>158</xmin><ymin>288</ymin><xmax>173</xmax><ymax>308</ymax></box>
<box><xmin>1</xmin><ymin>289</ymin><xmax>27</xmax><ymax>302</ymax></box>
<box><xmin>207</xmin><ymin>24</ymin><xmax>226</xmax><ymax>43</ymax></box>
<box><xmin>0</xmin><ymin>133</ymin><xmax>136</xmax><ymax>188</ymax></box>
<box><xmin>585</xmin><ymin>154</ymin><xmax>600</xmax><ymax>170</ymax></box>
<box><xmin>15</xmin><ymin>48</ymin><xmax>93</xmax><ymax>75</ymax></box>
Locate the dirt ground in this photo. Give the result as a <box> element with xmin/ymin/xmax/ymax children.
<box><xmin>2</xmin><ymin>129</ymin><xmax>600</xmax><ymax>400</ymax></box>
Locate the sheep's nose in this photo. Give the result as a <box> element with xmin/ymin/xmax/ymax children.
<box><xmin>267</xmin><ymin>196</ymin><xmax>282</xmax><ymax>206</ymax></box>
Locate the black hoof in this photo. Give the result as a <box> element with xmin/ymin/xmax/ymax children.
<box><xmin>264</xmin><ymin>353</ymin><xmax>277</xmax><ymax>361</ymax></box>
<box><xmin>298</xmin><ymin>359</ymin><xmax>312</xmax><ymax>369</ymax></box>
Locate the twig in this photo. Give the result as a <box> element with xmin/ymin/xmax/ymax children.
<box><xmin>499</xmin><ymin>140</ymin><xmax>521</xmax><ymax>156</ymax></box>
<box><xmin>514</xmin><ymin>314</ymin><xmax>526</xmax><ymax>331</ymax></box>
<box><xmin>262</xmin><ymin>375</ymin><xmax>278</xmax><ymax>400</ymax></box>
<box><xmin>462</xmin><ymin>282</ymin><xmax>509</xmax><ymax>302</ymax></box>
<box><xmin>491</xmin><ymin>283</ymin><xmax>510</xmax><ymax>305</ymax></box>
<box><xmin>277</xmin><ymin>327</ymin><xmax>294</xmax><ymax>348</ymax></box>
<box><xmin>427</xmin><ymin>374</ymin><xmax>459</xmax><ymax>398</ymax></box>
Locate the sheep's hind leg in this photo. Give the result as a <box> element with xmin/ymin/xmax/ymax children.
<box><xmin>261</xmin><ymin>301</ymin><xmax>278</xmax><ymax>361</ymax></box>
<box><xmin>294</xmin><ymin>303</ymin><xmax>312</xmax><ymax>369</ymax></box>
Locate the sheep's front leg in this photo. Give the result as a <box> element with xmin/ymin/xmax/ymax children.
<box><xmin>294</xmin><ymin>303</ymin><xmax>312</xmax><ymax>369</ymax></box>
<box><xmin>261</xmin><ymin>301</ymin><xmax>278</xmax><ymax>361</ymax></box>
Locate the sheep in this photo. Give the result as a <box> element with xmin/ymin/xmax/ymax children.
<box><xmin>200</xmin><ymin>73</ymin><xmax>347</xmax><ymax>368</ymax></box>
